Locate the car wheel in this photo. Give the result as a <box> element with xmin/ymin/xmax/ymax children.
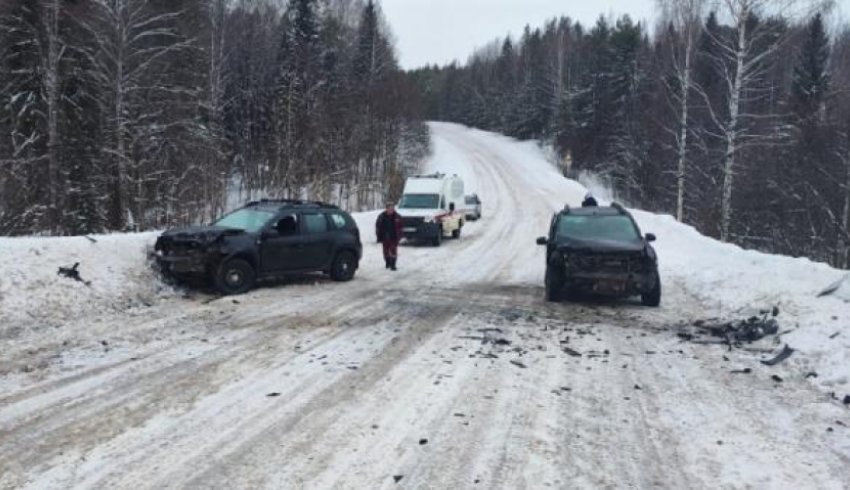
<box><xmin>432</xmin><ymin>229</ymin><xmax>443</xmax><ymax>247</ymax></box>
<box><xmin>545</xmin><ymin>266</ymin><xmax>563</xmax><ymax>302</ymax></box>
<box><xmin>330</xmin><ymin>251</ymin><xmax>357</xmax><ymax>281</ymax></box>
<box><xmin>642</xmin><ymin>274</ymin><xmax>661</xmax><ymax>307</ymax></box>
<box><xmin>452</xmin><ymin>224</ymin><xmax>461</xmax><ymax>239</ymax></box>
<box><xmin>214</xmin><ymin>258</ymin><xmax>256</xmax><ymax>295</ymax></box>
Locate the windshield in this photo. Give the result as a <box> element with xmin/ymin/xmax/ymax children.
<box><xmin>465</xmin><ymin>197</ymin><xmax>477</xmax><ymax>204</ymax></box>
<box><xmin>214</xmin><ymin>209</ymin><xmax>276</xmax><ymax>232</ymax></box>
<box><xmin>556</xmin><ymin>215</ymin><xmax>640</xmax><ymax>242</ymax></box>
<box><xmin>399</xmin><ymin>194</ymin><xmax>440</xmax><ymax>209</ymax></box>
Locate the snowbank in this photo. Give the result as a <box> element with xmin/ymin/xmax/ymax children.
<box><xmin>0</xmin><ymin>233</ymin><xmax>164</xmax><ymax>337</ymax></box>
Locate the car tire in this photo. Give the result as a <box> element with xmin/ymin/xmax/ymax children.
<box><xmin>545</xmin><ymin>266</ymin><xmax>563</xmax><ymax>302</ymax></box>
<box><xmin>330</xmin><ymin>251</ymin><xmax>357</xmax><ymax>281</ymax></box>
<box><xmin>214</xmin><ymin>258</ymin><xmax>256</xmax><ymax>295</ymax></box>
<box><xmin>642</xmin><ymin>274</ymin><xmax>661</xmax><ymax>307</ymax></box>
<box><xmin>452</xmin><ymin>224</ymin><xmax>461</xmax><ymax>239</ymax></box>
<box><xmin>432</xmin><ymin>229</ymin><xmax>443</xmax><ymax>247</ymax></box>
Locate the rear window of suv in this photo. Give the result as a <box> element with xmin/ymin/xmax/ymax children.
<box><xmin>328</xmin><ymin>213</ymin><xmax>348</xmax><ymax>229</ymax></box>
<box><xmin>557</xmin><ymin>215</ymin><xmax>640</xmax><ymax>242</ymax></box>
<box><xmin>303</xmin><ymin>214</ymin><xmax>329</xmax><ymax>234</ymax></box>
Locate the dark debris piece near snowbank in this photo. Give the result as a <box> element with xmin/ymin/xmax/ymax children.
<box><xmin>57</xmin><ymin>262</ymin><xmax>91</xmax><ymax>286</ymax></box>
<box><xmin>679</xmin><ymin>312</ymin><xmax>781</xmax><ymax>348</ymax></box>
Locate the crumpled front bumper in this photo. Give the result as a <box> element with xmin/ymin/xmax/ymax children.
<box><xmin>565</xmin><ymin>270</ymin><xmax>655</xmax><ymax>296</ymax></box>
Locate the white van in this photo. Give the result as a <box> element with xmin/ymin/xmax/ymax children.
<box><xmin>397</xmin><ymin>173</ymin><xmax>465</xmax><ymax>246</ymax></box>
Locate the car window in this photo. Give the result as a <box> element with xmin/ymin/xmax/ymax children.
<box><xmin>303</xmin><ymin>213</ymin><xmax>329</xmax><ymax>234</ymax></box>
<box><xmin>399</xmin><ymin>194</ymin><xmax>439</xmax><ymax>209</ymax></box>
<box><xmin>214</xmin><ymin>208</ymin><xmax>276</xmax><ymax>232</ymax></box>
<box><xmin>465</xmin><ymin>197</ymin><xmax>475</xmax><ymax>204</ymax></box>
<box><xmin>557</xmin><ymin>215</ymin><xmax>640</xmax><ymax>242</ymax></box>
<box><xmin>328</xmin><ymin>213</ymin><xmax>347</xmax><ymax>229</ymax></box>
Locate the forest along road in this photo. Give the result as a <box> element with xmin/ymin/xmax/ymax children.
<box><xmin>2</xmin><ymin>123</ymin><xmax>849</xmax><ymax>489</ymax></box>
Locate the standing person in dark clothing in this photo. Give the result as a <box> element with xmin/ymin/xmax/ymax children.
<box><xmin>581</xmin><ymin>192</ymin><xmax>599</xmax><ymax>208</ymax></box>
<box><xmin>375</xmin><ymin>202</ymin><xmax>403</xmax><ymax>270</ymax></box>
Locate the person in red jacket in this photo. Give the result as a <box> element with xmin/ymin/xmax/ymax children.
<box><xmin>375</xmin><ymin>202</ymin><xmax>403</xmax><ymax>270</ymax></box>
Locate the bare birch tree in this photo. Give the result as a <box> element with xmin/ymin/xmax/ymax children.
<box><xmin>701</xmin><ymin>0</ymin><xmax>825</xmax><ymax>241</ymax></box>
<box><xmin>82</xmin><ymin>0</ymin><xmax>192</xmax><ymax>229</ymax></box>
<box><xmin>657</xmin><ymin>0</ymin><xmax>707</xmax><ymax>222</ymax></box>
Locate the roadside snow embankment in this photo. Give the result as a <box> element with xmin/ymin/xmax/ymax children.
<box><xmin>0</xmin><ymin>233</ymin><xmax>163</xmax><ymax>337</ymax></box>
<box><xmin>633</xmin><ymin>210</ymin><xmax>849</xmax><ymax>391</ymax></box>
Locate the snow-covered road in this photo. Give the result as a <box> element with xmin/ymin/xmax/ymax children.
<box><xmin>1</xmin><ymin>123</ymin><xmax>849</xmax><ymax>489</ymax></box>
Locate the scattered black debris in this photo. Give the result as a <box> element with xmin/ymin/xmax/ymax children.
<box><xmin>717</xmin><ymin>440</ymin><xmax>723</xmax><ymax>446</ymax></box>
<box><xmin>232</xmin><ymin>299</ymin><xmax>240</xmax><ymax>304</ymax></box>
<box><xmin>761</xmin><ymin>345</ymin><xmax>795</xmax><ymax>366</ymax></box>
<box><xmin>731</xmin><ymin>368</ymin><xmax>752</xmax><ymax>374</ymax></box>
<box><xmin>560</xmin><ymin>387</ymin><xmax>572</xmax><ymax>392</ymax></box>
<box><xmin>266</xmin><ymin>392</ymin><xmax>281</xmax><ymax>397</ymax></box>
<box><xmin>830</xmin><ymin>331</ymin><xmax>840</xmax><ymax>339</ymax></box>
<box><xmin>681</xmin><ymin>314</ymin><xmax>781</xmax><ymax>349</ymax></box>
<box><xmin>453</xmin><ymin>413</ymin><xmax>465</xmax><ymax>418</ymax></box>
<box><xmin>494</xmin><ymin>338</ymin><xmax>512</xmax><ymax>346</ymax></box>
<box><xmin>771</xmin><ymin>375</ymin><xmax>784</xmax><ymax>383</ymax></box>
<box><xmin>57</xmin><ymin>262</ymin><xmax>91</xmax><ymax>286</ymax></box>
<box><xmin>83</xmin><ymin>235</ymin><xmax>98</xmax><ymax>243</ymax></box>
<box><xmin>100</xmin><ymin>340</ymin><xmax>108</xmax><ymax>347</ymax></box>
<box><xmin>634</xmin><ymin>384</ymin><xmax>642</xmax><ymax>390</ymax></box>
<box><xmin>393</xmin><ymin>475</ymin><xmax>404</xmax><ymax>483</ymax></box>
<box><xmin>510</xmin><ymin>360</ymin><xmax>527</xmax><ymax>369</ymax></box>
<box><xmin>645</xmin><ymin>350</ymin><xmax>656</xmax><ymax>355</ymax></box>
<box><xmin>723</xmin><ymin>355</ymin><xmax>730</xmax><ymax>362</ymax></box>
<box><xmin>827</xmin><ymin>427</ymin><xmax>834</xmax><ymax>433</ymax></box>
<box><xmin>372</xmin><ymin>424</ymin><xmax>379</xmax><ymax>429</ymax></box>
<box><xmin>843</xmin><ymin>395</ymin><xmax>850</xmax><ymax>405</ymax></box>
<box><xmin>419</xmin><ymin>438</ymin><xmax>428</xmax><ymax>445</ymax></box>
<box><xmin>806</xmin><ymin>372</ymin><xmax>818</xmax><ymax>379</ymax></box>
<box><xmin>562</xmin><ymin>346</ymin><xmax>581</xmax><ymax>357</ymax></box>
<box><xmin>837</xmin><ymin>420</ymin><xmax>847</xmax><ymax>427</ymax></box>
<box><xmin>818</xmin><ymin>275</ymin><xmax>849</xmax><ymax>298</ymax></box>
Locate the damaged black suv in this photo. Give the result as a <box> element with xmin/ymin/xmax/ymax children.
<box><xmin>155</xmin><ymin>199</ymin><xmax>362</xmax><ymax>294</ymax></box>
<box><xmin>536</xmin><ymin>203</ymin><xmax>661</xmax><ymax>306</ymax></box>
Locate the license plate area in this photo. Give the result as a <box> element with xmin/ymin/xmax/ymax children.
<box><xmin>593</xmin><ymin>279</ymin><xmax>627</xmax><ymax>294</ymax></box>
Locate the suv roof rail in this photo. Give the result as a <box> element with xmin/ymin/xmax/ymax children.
<box><xmin>246</xmin><ymin>198</ymin><xmax>339</xmax><ymax>209</ymax></box>
<box><xmin>611</xmin><ymin>202</ymin><xmax>627</xmax><ymax>214</ymax></box>
<box><xmin>411</xmin><ymin>172</ymin><xmax>446</xmax><ymax>179</ymax></box>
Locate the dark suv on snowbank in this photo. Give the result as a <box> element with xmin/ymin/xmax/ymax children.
<box><xmin>154</xmin><ymin>199</ymin><xmax>362</xmax><ymax>294</ymax></box>
<box><xmin>536</xmin><ymin>203</ymin><xmax>661</xmax><ymax>306</ymax></box>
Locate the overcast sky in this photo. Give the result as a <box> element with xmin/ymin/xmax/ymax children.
<box><xmin>380</xmin><ymin>0</ymin><xmax>850</xmax><ymax>70</ymax></box>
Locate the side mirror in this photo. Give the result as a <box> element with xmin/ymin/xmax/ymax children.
<box><xmin>645</xmin><ymin>233</ymin><xmax>656</xmax><ymax>242</ymax></box>
<box><xmin>536</xmin><ymin>237</ymin><xmax>548</xmax><ymax>246</ymax></box>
